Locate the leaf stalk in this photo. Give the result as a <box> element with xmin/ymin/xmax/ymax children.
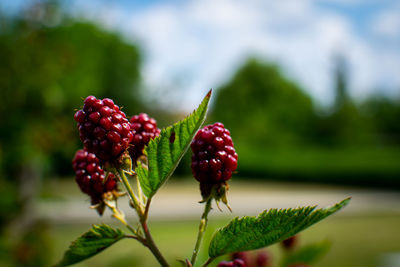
<box><xmin>191</xmin><ymin>197</ymin><xmax>213</xmax><ymax>266</ymax></box>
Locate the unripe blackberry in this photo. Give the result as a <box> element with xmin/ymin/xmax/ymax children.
<box><xmin>74</xmin><ymin>96</ymin><xmax>133</xmax><ymax>162</ymax></box>
<box><xmin>128</xmin><ymin>113</ymin><xmax>161</xmax><ymax>162</ymax></box>
<box><xmin>191</xmin><ymin>122</ymin><xmax>238</xmax><ymax>184</ymax></box>
<box><xmin>72</xmin><ymin>149</ymin><xmax>117</xmax><ymax>204</ymax></box>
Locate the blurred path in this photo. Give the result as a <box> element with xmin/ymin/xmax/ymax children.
<box><xmin>37</xmin><ymin>180</ymin><xmax>400</xmax><ymax>224</ymax></box>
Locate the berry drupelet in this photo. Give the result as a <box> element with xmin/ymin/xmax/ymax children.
<box><xmin>232</xmin><ymin>251</ymin><xmax>270</xmax><ymax>267</ymax></box>
<box><xmin>128</xmin><ymin>113</ymin><xmax>161</xmax><ymax>162</ymax></box>
<box><xmin>217</xmin><ymin>259</ymin><xmax>246</xmax><ymax>267</ymax></box>
<box><xmin>232</xmin><ymin>252</ymin><xmax>250</xmax><ymax>266</ymax></box>
<box><xmin>191</xmin><ymin>122</ymin><xmax>238</xmax><ymax>184</ymax></box>
<box><xmin>191</xmin><ymin>122</ymin><xmax>238</xmax><ymax>203</ymax></box>
<box><xmin>74</xmin><ymin>96</ymin><xmax>133</xmax><ymax>162</ymax></box>
<box><xmin>72</xmin><ymin>149</ymin><xmax>117</xmax><ymax>205</ymax></box>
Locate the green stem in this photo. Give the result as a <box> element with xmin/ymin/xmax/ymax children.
<box><xmin>201</xmin><ymin>257</ymin><xmax>215</xmax><ymax>267</ymax></box>
<box><xmin>136</xmin><ymin>174</ymin><xmax>145</xmax><ymax>204</ymax></box>
<box><xmin>191</xmin><ymin>198</ymin><xmax>213</xmax><ymax>266</ymax></box>
<box><xmin>116</xmin><ymin>168</ymin><xmax>169</xmax><ymax>266</ymax></box>
<box><xmin>105</xmin><ymin>201</ymin><xmax>145</xmax><ymax>243</ymax></box>
<box><xmin>140</xmin><ymin>199</ymin><xmax>170</xmax><ymax>267</ymax></box>
<box><xmin>116</xmin><ymin>168</ymin><xmax>143</xmax><ymax>214</ymax></box>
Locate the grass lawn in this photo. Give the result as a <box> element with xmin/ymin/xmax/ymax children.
<box><xmin>50</xmin><ymin>213</ymin><xmax>400</xmax><ymax>267</ymax></box>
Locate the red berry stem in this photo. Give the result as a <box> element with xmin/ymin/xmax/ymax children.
<box><xmin>191</xmin><ymin>197</ymin><xmax>213</xmax><ymax>266</ymax></box>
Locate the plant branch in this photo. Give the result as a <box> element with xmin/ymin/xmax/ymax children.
<box><xmin>140</xmin><ymin>198</ymin><xmax>170</xmax><ymax>267</ymax></box>
<box><xmin>136</xmin><ymin>174</ymin><xmax>145</xmax><ymax>204</ymax></box>
<box><xmin>191</xmin><ymin>197</ymin><xmax>213</xmax><ymax>266</ymax></box>
<box><xmin>201</xmin><ymin>257</ymin><xmax>215</xmax><ymax>267</ymax></box>
<box><xmin>116</xmin><ymin>168</ymin><xmax>169</xmax><ymax>266</ymax></box>
<box><xmin>104</xmin><ymin>200</ymin><xmax>146</xmax><ymax>244</ymax></box>
<box><xmin>143</xmin><ymin>197</ymin><xmax>152</xmax><ymax>222</ymax></box>
<box><xmin>116</xmin><ymin>168</ymin><xmax>143</xmax><ymax>214</ymax></box>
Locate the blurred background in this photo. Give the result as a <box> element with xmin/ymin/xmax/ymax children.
<box><xmin>0</xmin><ymin>0</ymin><xmax>399</xmax><ymax>266</ymax></box>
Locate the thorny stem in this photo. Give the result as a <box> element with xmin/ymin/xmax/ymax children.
<box><xmin>191</xmin><ymin>197</ymin><xmax>213</xmax><ymax>266</ymax></box>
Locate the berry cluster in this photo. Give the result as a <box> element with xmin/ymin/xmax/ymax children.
<box><xmin>129</xmin><ymin>113</ymin><xmax>161</xmax><ymax>162</ymax></box>
<box><xmin>191</xmin><ymin>123</ymin><xmax>238</xmax><ymax>184</ymax></box>
<box><xmin>74</xmin><ymin>96</ymin><xmax>133</xmax><ymax>162</ymax></box>
<box><xmin>72</xmin><ymin>149</ymin><xmax>117</xmax><ymax>204</ymax></box>
<box><xmin>217</xmin><ymin>259</ymin><xmax>246</xmax><ymax>267</ymax></box>
<box><xmin>231</xmin><ymin>251</ymin><xmax>270</xmax><ymax>267</ymax></box>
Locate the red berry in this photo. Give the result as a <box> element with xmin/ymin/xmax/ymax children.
<box><xmin>233</xmin><ymin>259</ymin><xmax>246</xmax><ymax>267</ymax></box>
<box><xmin>72</xmin><ymin>149</ymin><xmax>117</xmax><ymax>204</ymax></box>
<box><xmin>217</xmin><ymin>259</ymin><xmax>246</xmax><ymax>267</ymax></box>
<box><xmin>191</xmin><ymin>123</ymin><xmax>237</xmax><ymax>184</ymax></box>
<box><xmin>217</xmin><ymin>261</ymin><xmax>234</xmax><ymax>267</ymax></box>
<box><xmin>256</xmin><ymin>251</ymin><xmax>270</xmax><ymax>267</ymax></box>
<box><xmin>232</xmin><ymin>252</ymin><xmax>250</xmax><ymax>266</ymax></box>
<box><xmin>74</xmin><ymin>96</ymin><xmax>132</xmax><ymax>161</ymax></box>
<box><xmin>128</xmin><ymin>113</ymin><xmax>160</xmax><ymax>162</ymax></box>
<box><xmin>282</xmin><ymin>235</ymin><xmax>298</xmax><ymax>250</ymax></box>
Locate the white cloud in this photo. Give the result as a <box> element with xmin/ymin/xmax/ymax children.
<box><xmin>71</xmin><ymin>0</ymin><xmax>400</xmax><ymax>110</ymax></box>
<box><xmin>371</xmin><ymin>9</ymin><xmax>400</xmax><ymax>40</ymax></box>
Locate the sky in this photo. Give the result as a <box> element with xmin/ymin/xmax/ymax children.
<box><xmin>2</xmin><ymin>0</ymin><xmax>400</xmax><ymax>111</ymax></box>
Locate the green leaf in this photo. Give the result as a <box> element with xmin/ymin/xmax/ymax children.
<box><xmin>208</xmin><ymin>198</ymin><xmax>350</xmax><ymax>258</ymax></box>
<box><xmin>280</xmin><ymin>240</ymin><xmax>331</xmax><ymax>267</ymax></box>
<box><xmin>55</xmin><ymin>224</ymin><xmax>125</xmax><ymax>266</ymax></box>
<box><xmin>136</xmin><ymin>90</ymin><xmax>211</xmax><ymax>197</ymax></box>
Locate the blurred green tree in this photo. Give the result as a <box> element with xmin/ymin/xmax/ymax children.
<box><xmin>361</xmin><ymin>96</ymin><xmax>400</xmax><ymax>145</ymax></box>
<box><xmin>212</xmin><ymin>58</ymin><xmax>315</xmax><ymax>147</ymax></box>
<box><xmin>0</xmin><ymin>5</ymin><xmax>143</xmax><ymax>264</ymax></box>
<box><xmin>0</xmin><ymin>2</ymin><xmax>142</xmax><ymax>181</ymax></box>
<box><xmin>211</xmin><ymin>57</ymin><xmax>400</xmax><ymax>185</ymax></box>
<box><xmin>313</xmin><ymin>55</ymin><xmax>372</xmax><ymax>147</ymax></box>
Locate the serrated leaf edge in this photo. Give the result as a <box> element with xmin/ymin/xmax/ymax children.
<box><xmin>136</xmin><ymin>89</ymin><xmax>211</xmax><ymax>197</ymax></box>
<box><xmin>208</xmin><ymin>197</ymin><xmax>350</xmax><ymax>258</ymax></box>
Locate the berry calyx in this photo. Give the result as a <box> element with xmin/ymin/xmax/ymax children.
<box><xmin>128</xmin><ymin>113</ymin><xmax>161</xmax><ymax>162</ymax></box>
<box><xmin>191</xmin><ymin>122</ymin><xmax>237</xmax><ymax>184</ymax></box>
<box><xmin>72</xmin><ymin>149</ymin><xmax>117</xmax><ymax>210</ymax></box>
<box><xmin>74</xmin><ymin>96</ymin><xmax>133</xmax><ymax>162</ymax></box>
